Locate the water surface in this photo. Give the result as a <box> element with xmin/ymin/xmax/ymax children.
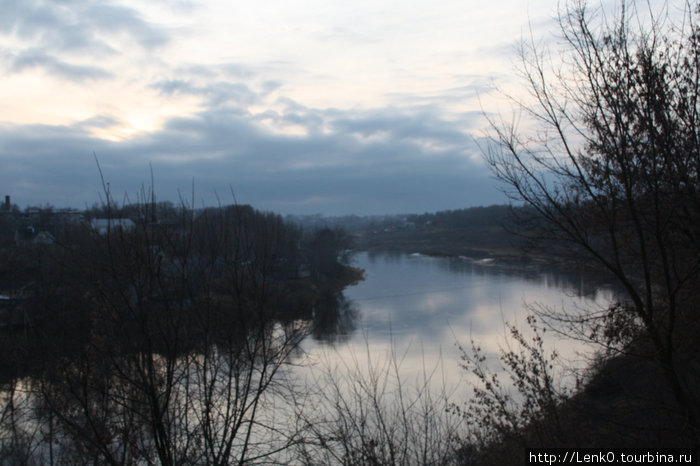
<box><xmin>301</xmin><ymin>252</ymin><xmax>613</xmax><ymax>390</ymax></box>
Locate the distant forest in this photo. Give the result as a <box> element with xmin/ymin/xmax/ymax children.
<box><xmin>0</xmin><ymin>199</ymin><xmax>359</xmax><ymax>377</ymax></box>
<box><xmin>288</xmin><ymin>204</ymin><xmax>531</xmax><ymax>260</ymax></box>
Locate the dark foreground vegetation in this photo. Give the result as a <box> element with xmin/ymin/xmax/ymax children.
<box><xmin>326</xmin><ymin>205</ymin><xmax>523</xmax><ymax>259</ymax></box>
<box><xmin>0</xmin><ymin>191</ymin><xmax>364</xmax><ymax>464</ymax></box>
<box><xmin>462</xmin><ymin>0</ymin><xmax>700</xmax><ymax>461</ymax></box>
<box><xmin>301</xmin><ymin>0</ymin><xmax>700</xmax><ymax>461</ymax></box>
<box><xmin>1</xmin><ymin>0</ymin><xmax>699</xmax><ymax>463</ymax></box>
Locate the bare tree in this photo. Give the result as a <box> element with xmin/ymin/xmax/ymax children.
<box><xmin>454</xmin><ymin>315</ymin><xmax>579</xmax><ymax>463</ymax></box>
<box><xmin>0</xmin><ymin>185</ymin><xmax>311</xmax><ymax>464</ymax></box>
<box><xmin>483</xmin><ymin>0</ymin><xmax>700</xmax><ymax>445</ymax></box>
<box><xmin>294</xmin><ymin>336</ymin><xmax>466</xmax><ymax>466</ymax></box>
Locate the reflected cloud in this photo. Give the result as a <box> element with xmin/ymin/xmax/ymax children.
<box><xmin>311</xmin><ymin>292</ymin><xmax>359</xmax><ymax>344</ymax></box>
<box><xmin>320</xmin><ymin>252</ymin><xmax>608</xmax><ymax>389</ymax></box>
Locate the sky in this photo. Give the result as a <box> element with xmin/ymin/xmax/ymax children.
<box><xmin>0</xmin><ymin>0</ymin><xmax>563</xmax><ymax>215</ymax></box>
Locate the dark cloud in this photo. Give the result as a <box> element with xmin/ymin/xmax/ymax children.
<box><xmin>152</xmin><ymin>79</ymin><xmax>199</xmax><ymax>96</ymax></box>
<box><xmin>0</xmin><ymin>2</ymin><xmax>521</xmax><ymax>213</ymax></box>
<box><xmin>151</xmin><ymin>62</ymin><xmax>285</xmax><ymax>111</ymax></box>
<box><xmin>252</xmin><ymin>108</ymin><xmax>325</xmax><ymax>135</ymax></box>
<box><xmin>175</xmin><ymin>63</ymin><xmax>276</xmax><ymax>82</ymax></box>
<box><xmin>6</xmin><ymin>49</ymin><xmax>113</xmax><ymax>81</ymax></box>
<box><xmin>329</xmin><ymin>108</ymin><xmax>476</xmax><ymax>158</ymax></box>
<box><xmin>386</xmin><ymin>80</ymin><xmax>495</xmax><ymax>109</ymax></box>
<box><xmin>152</xmin><ymin>79</ymin><xmax>261</xmax><ymax>108</ymax></box>
<box><xmin>0</xmin><ymin>123</ymin><xmax>111</xmax><ymax>206</ymax></box>
<box><xmin>83</xmin><ymin>3</ymin><xmax>169</xmax><ymax>49</ymax></box>
<box><xmin>0</xmin><ymin>102</ymin><xmax>504</xmax><ymax>214</ymax></box>
<box><xmin>261</xmin><ymin>80</ymin><xmax>282</xmax><ymax>93</ymax></box>
<box><xmin>0</xmin><ymin>0</ymin><xmax>169</xmax><ymax>80</ymax></box>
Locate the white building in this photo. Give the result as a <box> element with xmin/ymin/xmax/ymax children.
<box><xmin>90</xmin><ymin>218</ymin><xmax>136</xmax><ymax>235</ymax></box>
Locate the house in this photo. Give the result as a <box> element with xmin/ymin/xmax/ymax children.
<box><xmin>90</xmin><ymin>218</ymin><xmax>136</xmax><ymax>235</ymax></box>
<box><xmin>0</xmin><ymin>294</ymin><xmax>31</xmax><ymax>329</ymax></box>
<box><xmin>14</xmin><ymin>226</ymin><xmax>55</xmax><ymax>247</ymax></box>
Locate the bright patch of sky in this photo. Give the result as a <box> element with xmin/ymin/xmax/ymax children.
<box><xmin>0</xmin><ymin>0</ymin><xmax>601</xmax><ymax>214</ymax></box>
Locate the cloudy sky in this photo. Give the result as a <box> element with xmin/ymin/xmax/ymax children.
<box><xmin>1</xmin><ymin>0</ymin><xmax>562</xmax><ymax>215</ymax></box>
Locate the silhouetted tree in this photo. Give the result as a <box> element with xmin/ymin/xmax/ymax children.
<box><xmin>0</xmin><ymin>190</ymin><xmax>311</xmax><ymax>464</ymax></box>
<box><xmin>306</xmin><ymin>228</ymin><xmax>353</xmax><ymax>278</ymax></box>
<box><xmin>484</xmin><ymin>0</ymin><xmax>700</xmax><ymax>445</ymax></box>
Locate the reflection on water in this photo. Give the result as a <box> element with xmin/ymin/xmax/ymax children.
<box><xmin>310</xmin><ymin>292</ymin><xmax>359</xmax><ymax>343</ymax></box>
<box><xmin>0</xmin><ymin>251</ymin><xmax>616</xmax><ymax>463</ymax></box>
<box><xmin>303</xmin><ymin>252</ymin><xmax>614</xmax><ymax>389</ymax></box>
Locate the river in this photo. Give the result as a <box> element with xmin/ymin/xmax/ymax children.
<box><xmin>0</xmin><ymin>251</ymin><xmax>617</xmax><ymax>463</ymax></box>
<box><xmin>299</xmin><ymin>251</ymin><xmax>615</xmax><ymax>392</ymax></box>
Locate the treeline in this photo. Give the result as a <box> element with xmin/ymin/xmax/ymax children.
<box><xmin>0</xmin><ymin>199</ymin><xmax>362</xmax><ymax>376</ymax></box>
<box><xmin>340</xmin><ymin>205</ymin><xmax>526</xmax><ymax>259</ymax></box>
<box><xmin>461</xmin><ymin>0</ymin><xmax>700</xmax><ymax>460</ymax></box>
<box><xmin>405</xmin><ymin>204</ymin><xmax>514</xmax><ymax>229</ymax></box>
<box><xmin>0</xmin><ymin>201</ymin><xmax>355</xmax><ymax>294</ymax></box>
<box><xmin>0</xmin><ymin>196</ymin><xmax>368</xmax><ymax>464</ymax></box>
<box><xmin>288</xmin><ymin>204</ymin><xmax>518</xmax><ymax>234</ymax></box>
